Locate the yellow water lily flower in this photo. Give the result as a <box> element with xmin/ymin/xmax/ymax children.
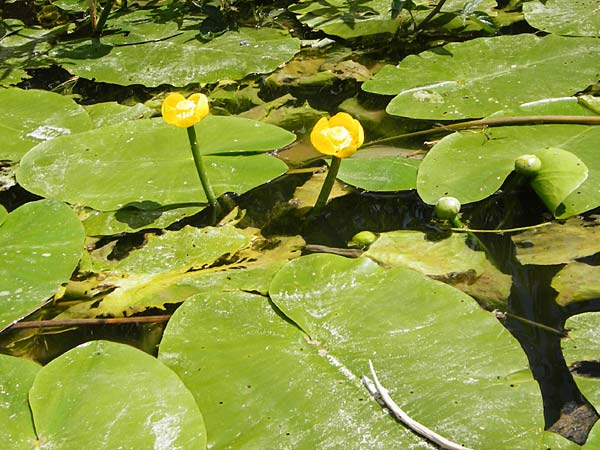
<box><xmin>310</xmin><ymin>112</ymin><xmax>364</xmax><ymax>159</ymax></box>
<box><xmin>162</xmin><ymin>93</ymin><xmax>209</xmax><ymax>128</ymax></box>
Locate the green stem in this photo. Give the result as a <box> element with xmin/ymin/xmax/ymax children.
<box><xmin>95</xmin><ymin>0</ymin><xmax>115</xmax><ymax>36</ymax></box>
<box><xmin>186</xmin><ymin>126</ymin><xmax>218</xmax><ymax>207</ymax></box>
<box><xmin>364</xmin><ymin>115</ymin><xmax>600</xmax><ymax>148</ymax></box>
<box><xmin>312</xmin><ymin>156</ymin><xmax>342</xmax><ymax>215</ymax></box>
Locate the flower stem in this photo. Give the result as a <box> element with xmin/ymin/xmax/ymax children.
<box><xmin>312</xmin><ymin>156</ymin><xmax>342</xmax><ymax>215</ymax></box>
<box><xmin>186</xmin><ymin>125</ymin><xmax>218</xmax><ymax>207</ymax></box>
<box><xmin>95</xmin><ymin>0</ymin><xmax>115</xmax><ymax>36</ymax></box>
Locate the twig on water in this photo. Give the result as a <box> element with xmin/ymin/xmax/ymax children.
<box><xmin>362</xmin><ymin>360</ymin><xmax>473</xmax><ymax>450</ymax></box>
<box><xmin>7</xmin><ymin>315</ymin><xmax>172</xmax><ymax>330</ymax></box>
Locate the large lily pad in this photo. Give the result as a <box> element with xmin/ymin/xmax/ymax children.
<box><xmin>0</xmin><ymin>88</ymin><xmax>91</xmax><ymax>162</ymax></box>
<box><xmin>512</xmin><ymin>218</ymin><xmax>600</xmax><ymax>266</ymax></box>
<box><xmin>0</xmin><ymin>200</ymin><xmax>84</xmax><ymax>331</ymax></box>
<box><xmin>51</xmin><ymin>24</ymin><xmax>300</xmax><ymax>87</ymax></box>
<box><xmin>159</xmin><ymin>289</ymin><xmax>429</xmax><ymax>449</ymax></box>
<box><xmin>29</xmin><ymin>340</ymin><xmax>206</xmax><ymax>449</ymax></box>
<box><xmin>17</xmin><ymin>117</ymin><xmax>295</xmax><ymax>210</ymax></box>
<box><xmin>363</xmin><ymin>230</ymin><xmax>512</xmax><ymax>308</ymax></box>
<box><xmin>160</xmin><ymin>253</ymin><xmax>543</xmax><ymax>448</ymax></box>
<box><xmin>0</xmin><ymin>354</ymin><xmax>40</xmax><ymax>448</ymax></box>
<box><xmin>523</xmin><ymin>0</ymin><xmax>600</xmax><ymax>37</ymax></box>
<box><xmin>416</xmin><ymin>98</ymin><xmax>600</xmax><ymax>218</ymax></box>
<box><xmin>362</xmin><ymin>34</ymin><xmax>600</xmax><ymax>120</ymax></box>
<box><xmin>267</xmin><ymin>254</ymin><xmax>543</xmax><ymax>449</ymax></box>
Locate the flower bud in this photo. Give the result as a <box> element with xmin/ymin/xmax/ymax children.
<box><xmin>514</xmin><ymin>154</ymin><xmax>542</xmax><ymax>176</ymax></box>
<box><xmin>434</xmin><ymin>196</ymin><xmax>461</xmax><ymax>221</ymax></box>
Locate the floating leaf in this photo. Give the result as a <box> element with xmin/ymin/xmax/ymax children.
<box><xmin>29</xmin><ymin>340</ymin><xmax>206</xmax><ymax>449</ymax></box>
<box><xmin>529</xmin><ymin>147</ymin><xmax>588</xmax><ymax>216</ymax></box>
<box><xmin>17</xmin><ymin>117</ymin><xmax>295</xmax><ymax>210</ymax></box>
<box><xmin>51</xmin><ymin>25</ymin><xmax>300</xmax><ymax>87</ymax></box>
<box><xmin>0</xmin><ymin>200</ymin><xmax>84</xmax><ymax>331</ymax></box>
<box><xmin>159</xmin><ymin>289</ymin><xmax>428</xmax><ymax>449</ymax></box>
<box><xmin>362</xmin><ymin>35</ymin><xmax>600</xmax><ymax>120</ymax></box>
<box><xmin>0</xmin><ymin>205</ymin><xmax>6</xmax><ymax>226</ymax></box>
<box><xmin>416</xmin><ymin>98</ymin><xmax>600</xmax><ymax>217</ymax></box>
<box><xmin>363</xmin><ymin>230</ymin><xmax>512</xmax><ymax>308</ymax></box>
<box><xmin>513</xmin><ymin>218</ymin><xmax>600</xmax><ymax>266</ymax></box>
<box><xmin>267</xmin><ymin>254</ymin><xmax>543</xmax><ymax>449</ymax></box>
<box><xmin>79</xmin><ymin>204</ymin><xmax>203</xmax><ymax>236</ymax></box>
<box><xmin>0</xmin><ymin>88</ymin><xmax>91</xmax><ymax>161</ymax></box>
<box><xmin>0</xmin><ymin>354</ymin><xmax>40</xmax><ymax>448</ymax></box>
<box><xmin>524</xmin><ymin>0</ymin><xmax>600</xmax><ymax>37</ymax></box>
<box><xmin>84</xmin><ymin>102</ymin><xmax>154</xmax><ymax>128</ymax></box>
<box><xmin>552</xmin><ymin>262</ymin><xmax>600</xmax><ymax>306</ymax></box>
<box><xmin>337</xmin><ymin>151</ymin><xmax>420</xmax><ymax>192</ymax></box>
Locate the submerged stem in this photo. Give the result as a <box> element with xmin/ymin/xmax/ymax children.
<box><xmin>312</xmin><ymin>156</ymin><xmax>342</xmax><ymax>216</ymax></box>
<box><xmin>95</xmin><ymin>0</ymin><xmax>115</xmax><ymax>36</ymax></box>
<box><xmin>186</xmin><ymin>125</ymin><xmax>218</xmax><ymax>207</ymax></box>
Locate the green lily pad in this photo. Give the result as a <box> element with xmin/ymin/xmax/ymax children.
<box><xmin>17</xmin><ymin>117</ymin><xmax>295</xmax><ymax>211</ymax></box>
<box><xmin>552</xmin><ymin>262</ymin><xmax>600</xmax><ymax>306</ymax></box>
<box><xmin>0</xmin><ymin>354</ymin><xmax>40</xmax><ymax>448</ymax></box>
<box><xmin>524</xmin><ymin>0</ymin><xmax>600</xmax><ymax>37</ymax></box>
<box><xmin>84</xmin><ymin>102</ymin><xmax>155</xmax><ymax>128</ymax></box>
<box><xmin>0</xmin><ymin>200</ymin><xmax>84</xmax><ymax>331</ymax></box>
<box><xmin>0</xmin><ymin>205</ymin><xmax>7</xmax><ymax>226</ymax></box>
<box><xmin>363</xmin><ymin>230</ymin><xmax>512</xmax><ymax>308</ymax></box>
<box><xmin>51</xmin><ymin>25</ymin><xmax>300</xmax><ymax>87</ymax></box>
<box><xmin>362</xmin><ymin>34</ymin><xmax>600</xmax><ymax>120</ymax></box>
<box><xmin>79</xmin><ymin>204</ymin><xmax>203</xmax><ymax>236</ymax></box>
<box><xmin>512</xmin><ymin>218</ymin><xmax>600</xmax><ymax>266</ymax></box>
<box><xmin>416</xmin><ymin>98</ymin><xmax>600</xmax><ymax>218</ymax></box>
<box><xmin>159</xmin><ymin>289</ymin><xmax>428</xmax><ymax>449</ymax></box>
<box><xmin>337</xmin><ymin>152</ymin><xmax>420</xmax><ymax>192</ymax></box>
<box><xmin>266</xmin><ymin>254</ymin><xmax>543</xmax><ymax>449</ymax></box>
<box><xmin>29</xmin><ymin>340</ymin><xmax>206</xmax><ymax>449</ymax></box>
<box><xmin>0</xmin><ymin>88</ymin><xmax>92</xmax><ymax>162</ymax></box>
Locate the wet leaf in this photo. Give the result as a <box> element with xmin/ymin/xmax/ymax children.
<box><xmin>17</xmin><ymin>117</ymin><xmax>294</xmax><ymax>210</ymax></box>
<box><xmin>0</xmin><ymin>354</ymin><xmax>40</xmax><ymax>448</ymax></box>
<box><xmin>29</xmin><ymin>340</ymin><xmax>206</xmax><ymax>449</ymax></box>
<box><xmin>0</xmin><ymin>88</ymin><xmax>91</xmax><ymax>162</ymax></box>
<box><xmin>267</xmin><ymin>254</ymin><xmax>543</xmax><ymax>449</ymax></box>
<box><xmin>79</xmin><ymin>204</ymin><xmax>204</xmax><ymax>236</ymax></box>
<box><xmin>552</xmin><ymin>262</ymin><xmax>600</xmax><ymax>306</ymax></box>
<box><xmin>513</xmin><ymin>218</ymin><xmax>600</xmax><ymax>265</ymax></box>
<box><xmin>416</xmin><ymin>98</ymin><xmax>600</xmax><ymax>217</ymax></box>
<box><xmin>363</xmin><ymin>230</ymin><xmax>512</xmax><ymax>308</ymax></box>
<box><xmin>0</xmin><ymin>200</ymin><xmax>84</xmax><ymax>331</ymax></box>
<box><xmin>51</xmin><ymin>25</ymin><xmax>300</xmax><ymax>87</ymax></box>
<box><xmin>338</xmin><ymin>152</ymin><xmax>420</xmax><ymax>192</ymax></box>
<box><xmin>84</xmin><ymin>102</ymin><xmax>154</xmax><ymax>128</ymax></box>
<box><xmin>363</xmin><ymin>35</ymin><xmax>600</xmax><ymax>120</ymax></box>
<box><xmin>524</xmin><ymin>0</ymin><xmax>600</xmax><ymax>37</ymax></box>
<box><xmin>159</xmin><ymin>289</ymin><xmax>430</xmax><ymax>449</ymax></box>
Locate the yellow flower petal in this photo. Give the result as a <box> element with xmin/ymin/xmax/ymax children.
<box><xmin>310</xmin><ymin>112</ymin><xmax>364</xmax><ymax>158</ymax></box>
<box><xmin>162</xmin><ymin>92</ymin><xmax>210</xmax><ymax>128</ymax></box>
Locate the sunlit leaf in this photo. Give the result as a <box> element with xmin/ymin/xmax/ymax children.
<box><xmin>29</xmin><ymin>340</ymin><xmax>206</xmax><ymax>449</ymax></box>
<box><xmin>0</xmin><ymin>200</ymin><xmax>84</xmax><ymax>331</ymax></box>
<box><xmin>0</xmin><ymin>354</ymin><xmax>40</xmax><ymax>448</ymax></box>
<box><xmin>17</xmin><ymin>117</ymin><xmax>294</xmax><ymax>211</ymax></box>
<box><xmin>524</xmin><ymin>0</ymin><xmax>600</xmax><ymax>37</ymax></box>
<box><xmin>363</xmin><ymin>35</ymin><xmax>600</xmax><ymax>120</ymax></box>
<box><xmin>416</xmin><ymin>98</ymin><xmax>600</xmax><ymax>217</ymax></box>
<box><xmin>513</xmin><ymin>218</ymin><xmax>600</xmax><ymax>265</ymax></box>
<box><xmin>552</xmin><ymin>262</ymin><xmax>600</xmax><ymax>306</ymax></box>
<box><xmin>0</xmin><ymin>88</ymin><xmax>91</xmax><ymax>162</ymax></box>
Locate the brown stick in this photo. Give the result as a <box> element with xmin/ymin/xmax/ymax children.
<box><xmin>7</xmin><ymin>315</ymin><xmax>172</xmax><ymax>329</ymax></box>
<box><xmin>365</xmin><ymin>115</ymin><xmax>600</xmax><ymax>147</ymax></box>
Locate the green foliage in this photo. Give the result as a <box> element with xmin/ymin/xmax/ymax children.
<box><xmin>363</xmin><ymin>34</ymin><xmax>600</xmax><ymax>120</ymax></box>
<box><xmin>17</xmin><ymin>117</ymin><xmax>295</xmax><ymax>210</ymax></box>
<box><xmin>523</xmin><ymin>0</ymin><xmax>600</xmax><ymax>36</ymax></box>
<box><xmin>30</xmin><ymin>340</ymin><xmax>206</xmax><ymax>449</ymax></box>
<box><xmin>0</xmin><ymin>200</ymin><xmax>84</xmax><ymax>331</ymax></box>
